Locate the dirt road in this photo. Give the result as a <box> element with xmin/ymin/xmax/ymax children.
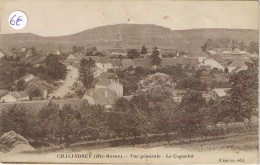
<box><xmin>48</xmin><ymin>66</ymin><xmax>78</xmax><ymax>99</ymax></box>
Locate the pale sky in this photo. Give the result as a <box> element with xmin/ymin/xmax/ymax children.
<box><xmin>0</xmin><ymin>0</ymin><xmax>258</xmax><ymax>37</ymax></box>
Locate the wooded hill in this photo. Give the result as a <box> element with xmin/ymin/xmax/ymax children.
<box><xmin>0</xmin><ymin>24</ymin><xmax>258</xmax><ymax>52</ymax></box>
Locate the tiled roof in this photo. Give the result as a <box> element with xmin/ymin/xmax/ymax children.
<box><xmin>122</xmin><ymin>95</ymin><xmax>134</xmax><ymax>101</ymax></box>
<box><xmin>43</xmin><ymin>49</ymin><xmax>60</xmax><ymax>55</ymax></box>
<box><xmin>27</xmin><ymin>77</ymin><xmax>52</xmax><ymax>89</ymax></box>
<box><xmin>230</xmin><ymin>67</ymin><xmax>242</xmax><ymax>74</ymax></box>
<box><xmin>0</xmin><ymin>90</ymin><xmax>9</xmax><ymax>98</ymax></box>
<box><xmin>212</xmin><ymin>88</ymin><xmax>231</xmax><ymax>97</ymax></box>
<box><xmin>109</xmin><ymin>48</ymin><xmax>128</xmax><ymax>55</ymax></box>
<box><xmin>15</xmin><ymin>74</ymin><xmax>35</xmax><ymax>84</ymax></box>
<box><xmin>188</xmin><ymin>52</ymin><xmax>208</xmax><ymax>57</ymax></box>
<box><xmin>96</xmin><ymin>79</ymin><xmax>112</xmax><ymax>86</ymax></box>
<box><xmin>99</xmin><ymin>57</ymin><xmax>110</xmax><ymax>64</ymax></box>
<box><xmin>231</xmin><ymin>48</ymin><xmax>242</xmax><ymax>55</ymax></box>
<box><xmin>206</xmin><ymin>50</ymin><xmax>218</xmax><ymax>55</ymax></box>
<box><xmin>133</xmin><ymin>58</ymin><xmax>151</xmax><ymax>69</ymax></box>
<box><xmin>1</xmin><ymin>50</ymin><xmax>16</xmax><ymax>58</ymax></box>
<box><xmin>210</xmin><ymin>55</ymin><xmax>230</xmax><ymax>67</ymax></box>
<box><xmin>229</xmin><ymin>62</ymin><xmax>246</xmax><ymax>68</ymax></box>
<box><xmin>74</xmin><ymin>53</ymin><xmax>86</xmax><ymax>62</ymax></box>
<box><xmin>98</xmin><ymin>72</ymin><xmax>118</xmax><ymax>79</ymax></box>
<box><xmin>109</xmin><ymin>59</ymin><xmax>122</xmax><ymax>66</ymax></box>
<box><xmin>90</xmin><ymin>66</ymin><xmax>102</xmax><ymax>73</ymax></box>
<box><xmin>10</xmin><ymin>91</ymin><xmax>28</xmax><ymax>99</ymax></box>
<box><xmin>161</xmin><ymin>57</ymin><xmax>200</xmax><ymax>67</ymax></box>
<box><xmin>18</xmin><ymin>55</ymin><xmax>47</xmax><ymax>65</ymax></box>
<box><xmin>85</xmin><ymin>56</ymin><xmax>100</xmax><ymax>62</ymax></box>
<box><xmin>13</xmin><ymin>51</ymin><xmax>26</xmax><ymax>57</ymax></box>
<box><xmin>121</xmin><ymin>59</ymin><xmax>135</xmax><ymax>70</ymax></box>
<box><xmin>92</xmin><ymin>88</ymin><xmax>117</xmax><ymax>106</ymax></box>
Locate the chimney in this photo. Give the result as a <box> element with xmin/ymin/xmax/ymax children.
<box><xmin>105</xmin><ymin>91</ymin><xmax>108</xmax><ymax>97</ymax></box>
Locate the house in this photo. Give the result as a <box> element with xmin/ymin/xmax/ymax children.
<box><xmin>109</xmin><ymin>59</ymin><xmax>122</xmax><ymax>70</ymax></box>
<box><xmin>161</xmin><ymin>57</ymin><xmax>200</xmax><ymax>70</ymax></box>
<box><xmin>15</xmin><ymin>74</ymin><xmax>36</xmax><ymax>84</ymax></box>
<box><xmin>172</xmin><ymin>90</ymin><xmax>186</xmax><ymax>103</ymax></box>
<box><xmin>188</xmin><ymin>52</ymin><xmax>208</xmax><ymax>58</ymax></box>
<box><xmin>210</xmin><ymin>88</ymin><xmax>231</xmax><ymax>100</ymax></box>
<box><xmin>121</xmin><ymin>59</ymin><xmax>135</xmax><ymax>70</ymax></box>
<box><xmin>1</xmin><ymin>50</ymin><xmax>17</xmax><ymax>59</ymax></box>
<box><xmin>16</xmin><ymin>74</ymin><xmax>53</xmax><ymax>99</ymax></box>
<box><xmin>83</xmin><ymin>72</ymin><xmax>124</xmax><ymax>108</ymax></box>
<box><xmin>122</xmin><ymin>95</ymin><xmax>134</xmax><ymax>101</ymax></box>
<box><xmin>220</xmin><ymin>48</ymin><xmax>253</xmax><ymax>59</ymax></box>
<box><xmin>83</xmin><ymin>88</ymin><xmax>118</xmax><ymax>108</ymax></box>
<box><xmin>0</xmin><ymin>90</ymin><xmax>9</xmax><ymax>102</ymax></box>
<box><xmin>12</xmin><ymin>50</ymin><xmax>27</xmax><ymax>59</ymax></box>
<box><xmin>43</xmin><ymin>49</ymin><xmax>61</xmax><ymax>55</ymax></box>
<box><xmin>18</xmin><ymin>54</ymin><xmax>48</xmax><ymax>67</ymax></box>
<box><xmin>201</xmin><ymin>55</ymin><xmax>230</xmax><ymax>71</ymax></box>
<box><xmin>0</xmin><ymin>91</ymin><xmax>29</xmax><ymax>103</ymax></box>
<box><xmin>96</xmin><ymin>72</ymin><xmax>123</xmax><ymax>97</ymax></box>
<box><xmin>206</xmin><ymin>50</ymin><xmax>218</xmax><ymax>56</ymax></box>
<box><xmin>110</xmin><ymin>48</ymin><xmax>128</xmax><ymax>56</ymax></box>
<box><xmin>133</xmin><ymin>58</ymin><xmax>152</xmax><ymax>69</ymax></box>
<box><xmin>202</xmin><ymin>58</ymin><xmax>226</xmax><ymax>71</ymax></box>
<box><xmin>97</xmin><ymin>57</ymin><xmax>113</xmax><ymax>72</ymax></box>
<box><xmin>26</xmin><ymin>77</ymin><xmax>53</xmax><ymax>99</ymax></box>
<box><xmin>0</xmin><ymin>51</ymin><xmax>4</xmax><ymax>59</ymax></box>
<box><xmin>121</xmin><ymin>58</ymin><xmax>152</xmax><ymax>71</ymax></box>
<box><xmin>90</xmin><ymin>67</ymin><xmax>104</xmax><ymax>78</ymax></box>
<box><xmin>202</xmin><ymin>93</ymin><xmax>211</xmax><ymax>102</ymax></box>
<box><xmin>85</xmin><ymin>56</ymin><xmax>113</xmax><ymax>72</ymax></box>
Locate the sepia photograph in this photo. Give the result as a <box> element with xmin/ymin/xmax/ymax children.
<box><xmin>0</xmin><ymin>0</ymin><xmax>258</xmax><ymax>164</ymax></box>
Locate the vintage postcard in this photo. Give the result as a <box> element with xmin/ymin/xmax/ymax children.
<box><xmin>0</xmin><ymin>0</ymin><xmax>259</xmax><ymax>164</ymax></box>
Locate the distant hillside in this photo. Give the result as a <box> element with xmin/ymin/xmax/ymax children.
<box><xmin>0</xmin><ymin>24</ymin><xmax>258</xmax><ymax>52</ymax></box>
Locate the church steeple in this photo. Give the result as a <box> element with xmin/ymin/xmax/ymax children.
<box><xmin>115</xmin><ymin>25</ymin><xmax>123</xmax><ymax>48</ymax></box>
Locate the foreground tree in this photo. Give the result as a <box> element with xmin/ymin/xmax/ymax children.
<box><xmin>37</xmin><ymin>102</ymin><xmax>60</xmax><ymax>143</ymax></box>
<box><xmin>178</xmin><ymin>90</ymin><xmax>207</xmax><ymax>142</ymax></box>
<box><xmin>225</xmin><ymin>60</ymin><xmax>258</xmax><ymax>133</ymax></box>
<box><xmin>60</xmin><ymin>104</ymin><xmax>81</xmax><ymax>147</ymax></box>
<box><xmin>0</xmin><ymin>105</ymin><xmax>31</xmax><ymax>137</ymax></box>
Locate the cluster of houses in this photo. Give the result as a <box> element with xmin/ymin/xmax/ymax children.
<box><xmin>0</xmin><ymin>74</ymin><xmax>53</xmax><ymax>103</ymax></box>
<box><xmin>0</xmin><ymin>47</ymin><xmax>60</xmax><ymax>103</ymax></box>
<box><xmin>0</xmin><ymin>44</ymin><xmax>257</xmax><ymax>107</ymax></box>
<box><xmin>0</xmin><ymin>48</ymin><xmax>61</xmax><ymax>60</ymax></box>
